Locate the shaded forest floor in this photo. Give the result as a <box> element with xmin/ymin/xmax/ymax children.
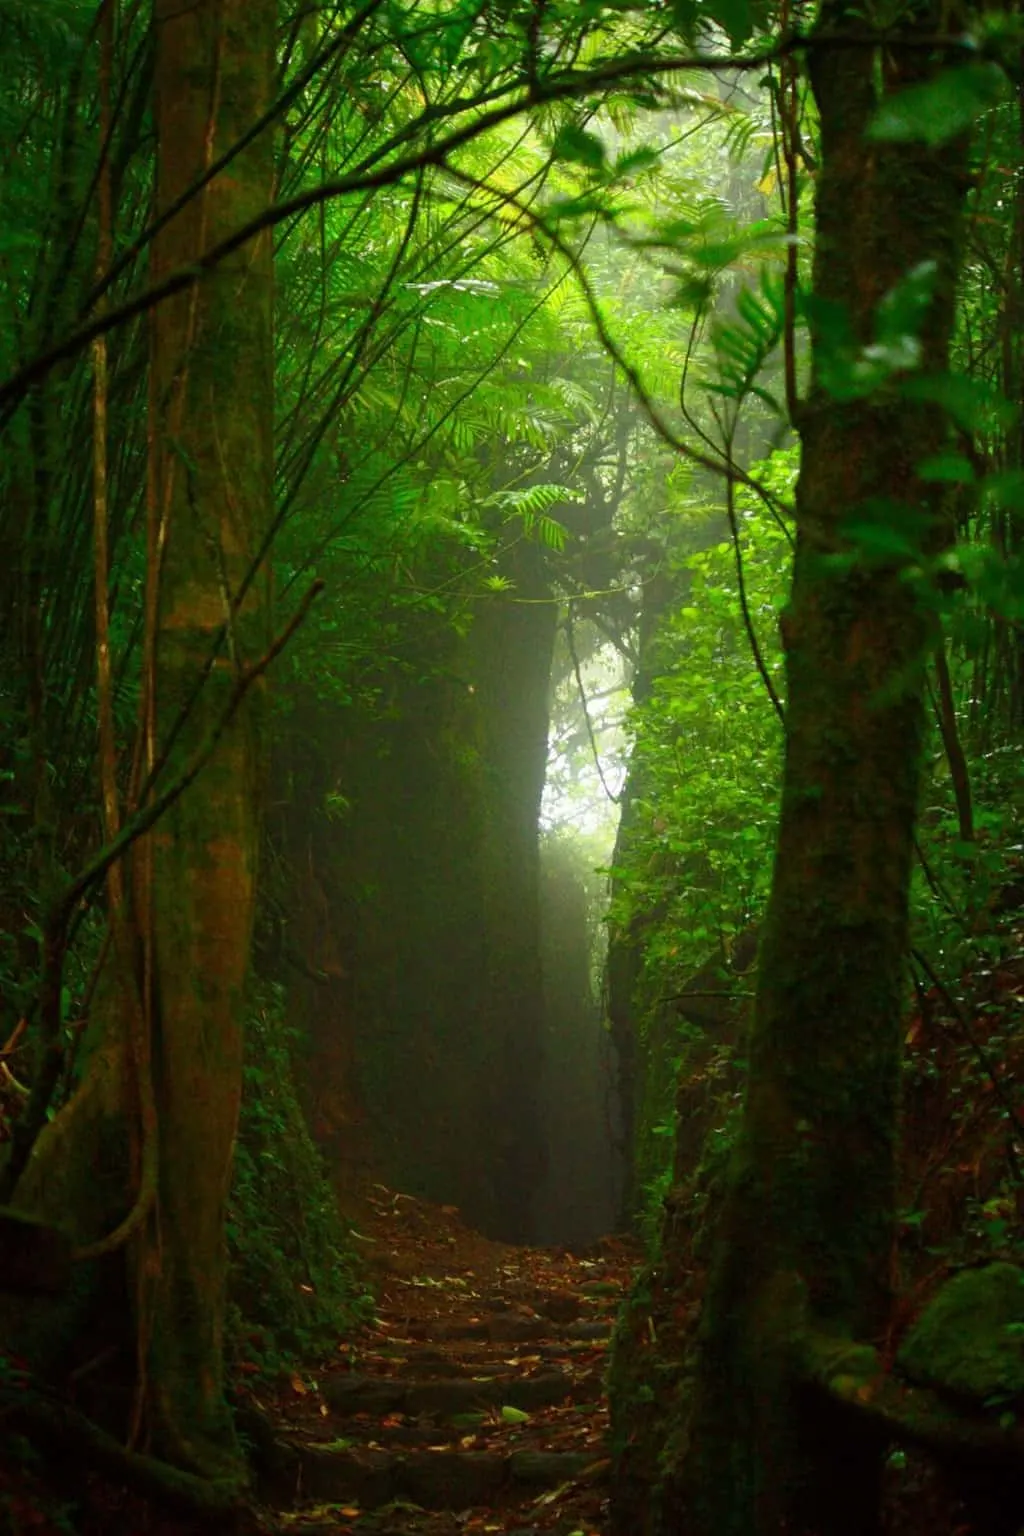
<box><xmin>2</xmin><ymin>1166</ymin><xmax>1021</xmax><ymax>1536</ymax></box>
<box><xmin>0</xmin><ymin>1187</ymin><xmax>632</xmax><ymax>1536</ymax></box>
<box><xmin>243</xmin><ymin>1186</ymin><xmax>633</xmax><ymax>1536</ymax></box>
<box><xmin>3</xmin><ymin>896</ymin><xmax>1022</xmax><ymax>1535</ymax></box>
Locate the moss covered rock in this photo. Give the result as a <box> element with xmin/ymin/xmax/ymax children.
<box><xmin>897</xmin><ymin>1263</ymin><xmax>1024</xmax><ymax>1406</ymax></box>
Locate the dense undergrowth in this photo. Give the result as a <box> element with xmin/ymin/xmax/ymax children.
<box><xmin>620</xmin><ymin>674</ymin><xmax>1024</xmax><ymax>1249</ymax></box>
<box><xmin>608</xmin><ymin>864</ymin><xmax>1024</xmax><ymax>1535</ymax></box>
<box><xmin>226</xmin><ymin>982</ymin><xmax>372</xmax><ymax>1385</ymax></box>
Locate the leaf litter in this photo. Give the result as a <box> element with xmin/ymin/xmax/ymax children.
<box><xmin>236</xmin><ymin>1183</ymin><xmax>638</xmax><ymax>1536</ymax></box>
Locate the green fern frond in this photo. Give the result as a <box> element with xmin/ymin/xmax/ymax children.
<box><xmin>535</xmin><ymin>513</ymin><xmax>568</xmax><ymax>551</ymax></box>
<box><xmin>484</xmin><ymin>483</ymin><xmax>580</xmax><ymax>518</ymax></box>
<box><xmin>708</xmin><ymin>272</ymin><xmax>787</xmax><ymax>406</ymax></box>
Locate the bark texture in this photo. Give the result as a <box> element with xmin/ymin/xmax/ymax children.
<box><xmin>612</xmin><ymin>8</ymin><xmax>971</xmax><ymax>1534</ymax></box>
<box><xmin>142</xmin><ymin>0</ymin><xmax>275</xmax><ymax>1475</ymax></box>
<box><xmin>673</xmin><ymin>14</ymin><xmax>969</xmax><ymax>1531</ymax></box>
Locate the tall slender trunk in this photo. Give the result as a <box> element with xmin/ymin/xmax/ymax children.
<box><xmin>141</xmin><ymin>0</ymin><xmax>276</xmax><ymax>1475</ymax></box>
<box><xmin>647</xmin><ymin>9</ymin><xmax>971</xmax><ymax>1534</ymax></box>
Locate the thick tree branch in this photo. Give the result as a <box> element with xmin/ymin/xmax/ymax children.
<box><xmin>802</xmin><ymin>1328</ymin><xmax>1024</xmax><ymax>1476</ymax></box>
<box><xmin>771</xmin><ymin>1272</ymin><xmax>1024</xmax><ymax>1478</ymax></box>
<box><xmin>0</xmin><ymin>1387</ymin><xmax>251</xmax><ymax>1519</ymax></box>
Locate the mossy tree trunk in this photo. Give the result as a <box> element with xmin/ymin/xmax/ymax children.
<box><xmin>471</xmin><ymin>538</ymin><xmax>558</xmax><ymax>1241</ymax></box>
<box><xmin>3</xmin><ymin>0</ymin><xmax>276</xmax><ymax>1482</ymax></box>
<box><xmin>138</xmin><ymin>0</ymin><xmax>276</xmax><ymax>1476</ymax></box>
<box><xmin>642</xmin><ymin>10</ymin><xmax>971</xmax><ymax>1535</ymax></box>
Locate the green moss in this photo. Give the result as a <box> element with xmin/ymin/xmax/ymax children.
<box><xmin>607</xmin><ymin>1265</ymin><xmax>687</xmax><ymax>1536</ymax></box>
<box><xmin>897</xmin><ymin>1263</ymin><xmax>1024</xmax><ymax>1406</ymax></box>
<box><xmin>226</xmin><ymin>982</ymin><xmax>372</xmax><ymax>1377</ymax></box>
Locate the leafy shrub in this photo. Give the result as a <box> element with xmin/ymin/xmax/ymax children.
<box><xmin>612</xmin><ymin>447</ymin><xmax>795</xmax><ymax>1232</ymax></box>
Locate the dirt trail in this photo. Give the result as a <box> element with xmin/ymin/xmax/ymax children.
<box><xmin>250</xmin><ymin>1186</ymin><xmax>636</xmax><ymax>1536</ymax></box>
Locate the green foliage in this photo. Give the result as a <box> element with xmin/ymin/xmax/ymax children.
<box><xmin>897</xmin><ymin>1264</ymin><xmax>1024</xmax><ymax>1407</ymax></box>
<box><xmin>608</xmin><ymin>448</ymin><xmax>792</xmax><ymax>1218</ymax></box>
<box><xmin>482</xmin><ymin>483</ymin><xmax>578</xmax><ymax>550</ymax></box>
<box><xmin>707</xmin><ymin>273</ymin><xmax>786</xmax><ymax>414</ymax></box>
<box><xmin>554</xmin><ymin>123</ymin><xmax>608</xmax><ymax>172</ymax></box>
<box><xmin>912</xmin><ymin>733</ymin><xmax>1024</xmax><ymax>973</ymax></box>
<box><xmin>226</xmin><ymin>982</ymin><xmax>372</xmax><ymax>1378</ymax></box>
<box><xmin>637</xmin><ymin>1158</ymin><xmax>675</xmax><ymax>1254</ymax></box>
<box><xmin>807</xmin><ymin>262</ymin><xmax>941</xmax><ymax>403</ymax></box>
<box><xmin>613</xmin><ymin>456</ymin><xmax>792</xmax><ymax>978</ymax></box>
<box><xmin>1</xmin><ymin>0</ymin><xmax>1023</xmax><ymax>1420</ymax></box>
<box><xmin>869</xmin><ymin>61</ymin><xmax>1008</xmax><ymax>147</ymax></box>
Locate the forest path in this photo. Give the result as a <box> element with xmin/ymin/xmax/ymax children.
<box><xmin>255</xmin><ymin>1186</ymin><xmax>635</xmax><ymax>1536</ymax></box>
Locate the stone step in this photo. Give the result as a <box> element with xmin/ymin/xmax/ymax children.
<box><xmin>403</xmin><ymin>1313</ymin><xmax>613</xmax><ymax>1345</ymax></box>
<box><xmin>380</xmin><ymin>1351</ymin><xmax>498</xmax><ymax>1378</ymax></box>
<box><xmin>322</xmin><ymin>1367</ymin><xmax>602</xmax><ymax>1419</ymax></box>
<box><xmin>374</xmin><ymin>1343</ymin><xmax>607</xmax><ymax>1379</ymax></box>
<box><xmin>288</xmin><ymin>1444</ymin><xmax>608</xmax><ymax>1511</ymax></box>
<box><xmin>565</xmin><ymin>1318</ymin><xmax>614</xmax><ymax>1341</ymax></box>
<box><xmin>479</xmin><ymin>1289</ymin><xmax>622</xmax><ymax>1324</ymax></box>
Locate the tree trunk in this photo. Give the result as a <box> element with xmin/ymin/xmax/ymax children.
<box><xmin>139</xmin><ymin>0</ymin><xmax>275</xmax><ymax>1476</ymax></box>
<box><xmin>650</xmin><ymin>10</ymin><xmax>971</xmax><ymax>1534</ymax></box>
<box><xmin>289</xmin><ymin>540</ymin><xmax>557</xmax><ymax>1241</ymax></box>
<box><xmin>605</xmin><ymin>565</ymin><xmax>676</xmax><ymax>1225</ymax></box>
<box><xmin>471</xmin><ymin>539</ymin><xmax>557</xmax><ymax>1242</ymax></box>
<box><xmin>1</xmin><ymin>0</ymin><xmax>276</xmax><ymax>1479</ymax></box>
